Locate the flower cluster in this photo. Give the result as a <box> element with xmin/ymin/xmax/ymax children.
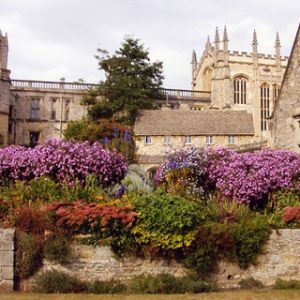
<box><xmin>157</xmin><ymin>147</ymin><xmax>300</xmax><ymax>205</ymax></box>
<box><xmin>47</xmin><ymin>201</ymin><xmax>138</xmax><ymax>234</ymax></box>
<box><xmin>0</xmin><ymin>139</ymin><xmax>128</xmax><ymax>185</ymax></box>
<box><xmin>208</xmin><ymin>148</ymin><xmax>300</xmax><ymax>204</ymax></box>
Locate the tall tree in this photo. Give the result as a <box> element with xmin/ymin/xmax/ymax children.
<box><xmin>82</xmin><ymin>37</ymin><xmax>164</xmax><ymax>124</ymax></box>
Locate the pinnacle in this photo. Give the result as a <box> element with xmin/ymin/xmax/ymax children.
<box><xmin>252</xmin><ymin>29</ymin><xmax>258</xmax><ymax>45</ymax></box>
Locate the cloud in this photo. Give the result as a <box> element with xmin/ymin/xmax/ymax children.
<box><xmin>0</xmin><ymin>0</ymin><xmax>299</xmax><ymax>88</ymax></box>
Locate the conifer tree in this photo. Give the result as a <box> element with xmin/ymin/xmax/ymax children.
<box><xmin>82</xmin><ymin>37</ymin><xmax>164</xmax><ymax>124</ymax></box>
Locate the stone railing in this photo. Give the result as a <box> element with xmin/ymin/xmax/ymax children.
<box><xmin>10</xmin><ymin>79</ymin><xmax>211</xmax><ymax>100</ymax></box>
<box><xmin>159</xmin><ymin>88</ymin><xmax>211</xmax><ymax>100</ymax></box>
<box><xmin>11</xmin><ymin>79</ymin><xmax>99</xmax><ymax>91</ymax></box>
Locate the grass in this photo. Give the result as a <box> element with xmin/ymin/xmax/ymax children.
<box><xmin>2</xmin><ymin>291</ymin><xmax>300</xmax><ymax>300</ymax></box>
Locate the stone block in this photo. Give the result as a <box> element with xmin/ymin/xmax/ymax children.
<box><xmin>0</xmin><ymin>251</ymin><xmax>14</xmax><ymax>266</ymax></box>
<box><xmin>0</xmin><ymin>280</ymin><xmax>13</xmax><ymax>292</ymax></box>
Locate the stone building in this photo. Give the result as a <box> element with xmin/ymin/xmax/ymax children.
<box><xmin>134</xmin><ymin>109</ymin><xmax>255</xmax><ymax>170</ymax></box>
<box><xmin>271</xmin><ymin>24</ymin><xmax>300</xmax><ymax>152</ymax></box>
<box><xmin>191</xmin><ymin>27</ymin><xmax>288</xmax><ymax>140</ymax></box>
<box><xmin>0</xmin><ymin>26</ymin><xmax>296</xmax><ymax>161</ymax></box>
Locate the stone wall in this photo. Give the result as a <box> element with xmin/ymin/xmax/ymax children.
<box><xmin>8</xmin><ymin>229</ymin><xmax>300</xmax><ymax>291</ymax></box>
<box><xmin>0</xmin><ymin>229</ymin><xmax>14</xmax><ymax>292</ymax></box>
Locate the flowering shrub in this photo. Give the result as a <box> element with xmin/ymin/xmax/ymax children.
<box><xmin>0</xmin><ymin>139</ymin><xmax>128</xmax><ymax>186</ymax></box>
<box><xmin>208</xmin><ymin>148</ymin><xmax>300</xmax><ymax>205</ymax></box>
<box><xmin>157</xmin><ymin>147</ymin><xmax>300</xmax><ymax>205</ymax></box>
<box><xmin>47</xmin><ymin>200</ymin><xmax>138</xmax><ymax>237</ymax></box>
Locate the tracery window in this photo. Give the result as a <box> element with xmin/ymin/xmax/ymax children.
<box><xmin>234</xmin><ymin>77</ymin><xmax>247</xmax><ymax>104</ymax></box>
<box><xmin>260</xmin><ymin>83</ymin><xmax>270</xmax><ymax>131</ymax></box>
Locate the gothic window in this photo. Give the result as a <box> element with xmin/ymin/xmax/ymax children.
<box><xmin>272</xmin><ymin>84</ymin><xmax>280</xmax><ymax>102</ymax></box>
<box><xmin>30</xmin><ymin>98</ymin><xmax>40</xmax><ymax>120</ymax></box>
<box><xmin>260</xmin><ymin>83</ymin><xmax>270</xmax><ymax>131</ymax></box>
<box><xmin>233</xmin><ymin>77</ymin><xmax>247</xmax><ymax>104</ymax></box>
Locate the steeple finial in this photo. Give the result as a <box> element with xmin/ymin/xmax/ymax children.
<box><xmin>192</xmin><ymin>50</ymin><xmax>197</xmax><ymax>64</ymax></box>
<box><xmin>223</xmin><ymin>26</ymin><xmax>229</xmax><ymax>42</ymax></box>
<box><xmin>214</xmin><ymin>27</ymin><xmax>220</xmax><ymax>44</ymax></box>
<box><xmin>275</xmin><ymin>32</ymin><xmax>281</xmax><ymax>48</ymax></box>
<box><xmin>252</xmin><ymin>29</ymin><xmax>258</xmax><ymax>46</ymax></box>
<box><xmin>205</xmin><ymin>35</ymin><xmax>212</xmax><ymax>52</ymax></box>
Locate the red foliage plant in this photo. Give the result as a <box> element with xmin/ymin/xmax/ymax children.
<box><xmin>47</xmin><ymin>201</ymin><xmax>138</xmax><ymax>234</ymax></box>
<box><xmin>282</xmin><ymin>206</ymin><xmax>300</xmax><ymax>224</ymax></box>
<box><xmin>14</xmin><ymin>207</ymin><xmax>47</xmax><ymax>234</ymax></box>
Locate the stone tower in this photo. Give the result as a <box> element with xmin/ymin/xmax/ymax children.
<box><xmin>192</xmin><ymin>26</ymin><xmax>288</xmax><ymax>140</ymax></box>
<box><xmin>0</xmin><ymin>30</ymin><xmax>11</xmax><ymax>145</ymax></box>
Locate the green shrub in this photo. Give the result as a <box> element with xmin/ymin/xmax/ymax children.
<box><xmin>15</xmin><ymin>232</ymin><xmax>44</xmax><ymax>279</ymax></box>
<box><xmin>239</xmin><ymin>277</ymin><xmax>264</xmax><ymax>289</ymax></box>
<box><xmin>183</xmin><ymin>214</ymin><xmax>270</xmax><ymax>276</ymax></box>
<box><xmin>130</xmin><ymin>190</ymin><xmax>205</xmax><ymax>250</ymax></box>
<box><xmin>273</xmin><ymin>279</ymin><xmax>300</xmax><ymax>289</ymax></box>
<box><xmin>34</xmin><ymin>270</ymin><xmax>87</xmax><ymax>293</ymax></box>
<box><xmin>44</xmin><ymin>237</ymin><xmax>72</xmax><ymax>265</ymax></box>
<box><xmin>87</xmin><ymin>280</ymin><xmax>126</xmax><ymax>294</ymax></box>
<box><xmin>128</xmin><ymin>274</ymin><xmax>216</xmax><ymax>294</ymax></box>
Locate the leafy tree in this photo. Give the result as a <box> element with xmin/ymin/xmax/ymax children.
<box><xmin>82</xmin><ymin>37</ymin><xmax>164</xmax><ymax>124</ymax></box>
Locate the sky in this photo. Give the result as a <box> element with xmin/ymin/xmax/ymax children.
<box><xmin>0</xmin><ymin>0</ymin><xmax>299</xmax><ymax>89</ymax></box>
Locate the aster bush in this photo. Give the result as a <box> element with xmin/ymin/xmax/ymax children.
<box><xmin>157</xmin><ymin>147</ymin><xmax>300</xmax><ymax>206</ymax></box>
<box><xmin>0</xmin><ymin>139</ymin><xmax>128</xmax><ymax>186</ymax></box>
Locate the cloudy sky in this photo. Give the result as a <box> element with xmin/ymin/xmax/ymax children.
<box><xmin>0</xmin><ymin>0</ymin><xmax>299</xmax><ymax>89</ymax></box>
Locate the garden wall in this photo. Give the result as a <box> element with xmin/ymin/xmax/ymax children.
<box><xmin>3</xmin><ymin>229</ymin><xmax>300</xmax><ymax>291</ymax></box>
<box><xmin>0</xmin><ymin>229</ymin><xmax>14</xmax><ymax>292</ymax></box>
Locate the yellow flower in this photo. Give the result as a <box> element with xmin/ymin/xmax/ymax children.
<box><xmin>95</xmin><ymin>195</ymin><xmax>104</xmax><ymax>200</ymax></box>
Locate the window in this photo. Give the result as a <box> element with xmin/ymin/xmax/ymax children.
<box><xmin>228</xmin><ymin>135</ymin><xmax>235</xmax><ymax>144</ymax></box>
<box><xmin>8</xmin><ymin>105</ymin><xmax>14</xmax><ymax>134</ymax></box>
<box><xmin>260</xmin><ymin>83</ymin><xmax>270</xmax><ymax>131</ymax></box>
<box><xmin>145</xmin><ymin>135</ymin><xmax>152</xmax><ymax>144</ymax></box>
<box><xmin>206</xmin><ymin>135</ymin><xmax>214</xmax><ymax>145</ymax></box>
<box><xmin>51</xmin><ymin>99</ymin><xmax>57</xmax><ymax>120</ymax></box>
<box><xmin>64</xmin><ymin>99</ymin><xmax>70</xmax><ymax>121</ymax></box>
<box><xmin>29</xmin><ymin>131</ymin><xmax>40</xmax><ymax>147</ymax></box>
<box><xmin>234</xmin><ymin>77</ymin><xmax>247</xmax><ymax>104</ymax></box>
<box><xmin>30</xmin><ymin>99</ymin><xmax>40</xmax><ymax>119</ymax></box>
<box><xmin>164</xmin><ymin>136</ymin><xmax>171</xmax><ymax>145</ymax></box>
<box><xmin>190</xmin><ymin>106</ymin><xmax>204</xmax><ymax>111</ymax></box>
<box><xmin>184</xmin><ymin>136</ymin><xmax>192</xmax><ymax>144</ymax></box>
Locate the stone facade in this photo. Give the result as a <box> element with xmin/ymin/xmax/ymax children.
<box><xmin>10</xmin><ymin>83</ymin><xmax>89</xmax><ymax>145</ymax></box>
<box><xmin>136</xmin><ymin>135</ymin><xmax>255</xmax><ymax>157</ymax></box>
<box><xmin>17</xmin><ymin>229</ymin><xmax>300</xmax><ymax>291</ymax></box>
<box><xmin>271</xmin><ymin>24</ymin><xmax>300</xmax><ymax>152</ymax></box>
<box><xmin>0</xmin><ymin>228</ymin><xmax>14</xmax><ymax>292</ymax></box>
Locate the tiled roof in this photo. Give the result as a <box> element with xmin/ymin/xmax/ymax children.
<box><xmin>134</xmin><ymin>110</ymin><xmax>254</xmax><ymax>135</ymax></box>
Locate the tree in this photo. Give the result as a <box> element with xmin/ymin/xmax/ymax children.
<box><xmin>82</xmin><ymin>37</ymin><xmax>164</xmax><ymax>124</ymax></box>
